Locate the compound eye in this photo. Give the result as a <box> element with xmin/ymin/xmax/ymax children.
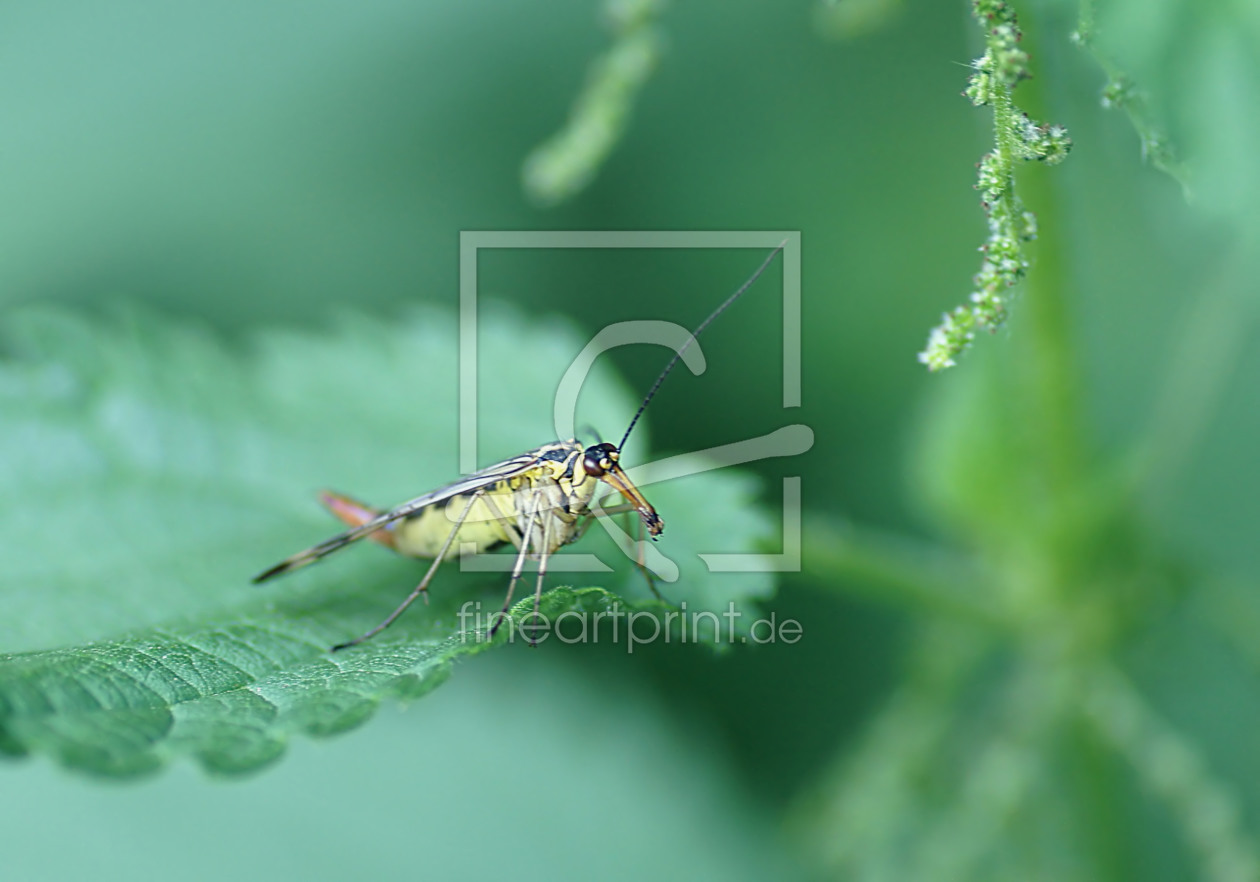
<box><xmin>583</xmin><ymin>452</ymin><xmax>607</xmax><ymax>477</ymax></box>
<box><xmin>584</xmin><ymin>442</ymin><xmax>620</xmax><ymax>477</ymax></box>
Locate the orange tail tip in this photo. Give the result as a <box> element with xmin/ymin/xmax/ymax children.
<box><xmin>319</xmin><ymin>490</ymin><xmax>397</xmax><ymax>549</ymax></box>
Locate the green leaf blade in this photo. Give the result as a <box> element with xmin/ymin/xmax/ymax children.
<box><xmin>0</xmin><ymin>305</ymin><xmax>777</xmax><ymax>776</ymax></box>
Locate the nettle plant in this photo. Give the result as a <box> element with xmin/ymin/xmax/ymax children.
<box><xmin>4</xmin><ymin>2</ymin><xmax>1257</xmax><ymax>878</ymax></box>
<box><xmin>919</xmin><ymin>0</ymin><xmax>1189</xmax><ymax>372</ymax></box>
<box><xmin>790</xmin><ymin>3</ymin><xmax>1260</xmax><ymax>881</ymax></box>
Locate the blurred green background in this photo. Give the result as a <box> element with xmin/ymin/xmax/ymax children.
<box><xmin>3</xmin><ymin>0</ymin><xmax>1259</xmax><ymax>879</ymax></box>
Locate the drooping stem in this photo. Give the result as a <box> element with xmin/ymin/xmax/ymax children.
<box><xmin>918</xmin><ymin>1</ymin><xmax>1072</xmax><ymax>372</ymax></box>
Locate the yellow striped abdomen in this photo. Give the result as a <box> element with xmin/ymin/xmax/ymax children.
<box><xmin>389</xmin><ymin>489</ymin><xmax>518</xmax><ymax>558</ymax></box>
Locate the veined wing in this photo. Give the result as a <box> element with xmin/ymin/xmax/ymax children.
<box><xmin>252</xmin><ymin>445</ymin><xmax>563</xmax><ymax>583</ymax></box>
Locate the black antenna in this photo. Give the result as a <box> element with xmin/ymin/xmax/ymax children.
<box><xmin>618</xmin><ymin>241</ymin><xmax>787</xmax><ymax>451</ymax></box>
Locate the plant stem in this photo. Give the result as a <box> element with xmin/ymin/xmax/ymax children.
<box><xmin>1006</xmin><ymin>9</ymin><xmax>1086</xmax><ymax>506</ymax></box>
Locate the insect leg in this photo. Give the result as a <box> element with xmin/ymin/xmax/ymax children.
<box><xmin>331</xmin><ymin>490</ymin><xmax>484</xmax><ymax>652</ymax></box>
<box><xmin>592</xmin><ymin>500</ymin><xmax>666</xmax><ymax>602</ymax></box>
<box><xmin>576</xmin><ymin>499</ymin><xmax>640</xmax><ymax>542</ymax></box>
<box><xmin>624</xmin><ymin>507</ymin><xmax>664</xmax><ymax>602</ymax></box>
<box><xmin>489</xmin><ymin>490</ymin><xmax>541</xmax><ymax>640</ymax></box>
<box><xmin>527</xmin><ymin>508</ymin><xmax>556</xmax><ymax>648</ymax></box>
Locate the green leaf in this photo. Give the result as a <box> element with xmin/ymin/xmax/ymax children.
<box><xmin>0</xmin><ymin>305</ymin><xmax>775</xmax><ymax>776</ymax></box>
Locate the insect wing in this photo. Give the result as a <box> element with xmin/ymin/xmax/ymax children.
<box><xmin>252</xmin><ymin>448</ymin><xmax>553</xmax><ymax>582</ymax></box>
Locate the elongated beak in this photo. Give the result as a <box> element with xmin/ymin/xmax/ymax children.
<box><xmin>602</xmin><ymin>463</ymin><xmax>664</xmax><ymax>537</ymax></box>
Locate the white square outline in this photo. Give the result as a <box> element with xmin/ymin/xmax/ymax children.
<box><xmin>458</xmin><ymin>231</ymin><xmax>803</xmax><ymax>573</ymax></box>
